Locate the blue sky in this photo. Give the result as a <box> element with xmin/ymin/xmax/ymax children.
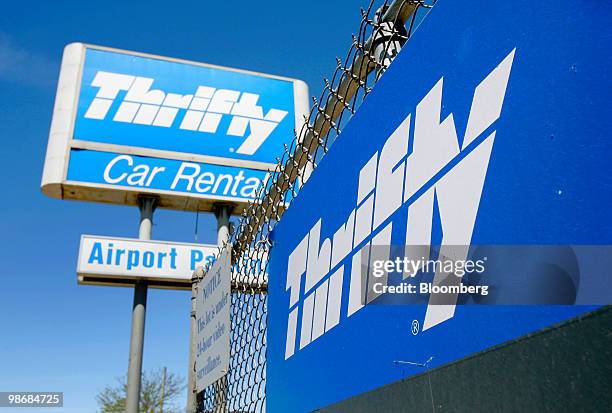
<box><xmin>0</xmin><ymin>1</ymin><xmax>363</xmax><ymax>411</ymax></box>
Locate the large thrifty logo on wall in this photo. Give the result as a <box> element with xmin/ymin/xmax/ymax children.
<box><xmin>84</xmin><ymin>71</ymin><xmax>288</xmax><ymax>155</ymax></box>
<box><xmin>283</xmin><ymin>49</ymin><xmax>516</xmax><ymax>359</ymax></box>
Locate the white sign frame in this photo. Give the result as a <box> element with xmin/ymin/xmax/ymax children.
<box><xmin>41</xmin><ymin>43</ymin><xmax>309</xmax><ymax>213</ymax></box>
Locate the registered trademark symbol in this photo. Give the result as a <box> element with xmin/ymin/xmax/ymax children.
<box><xmin>411</xmin><ymin>320</ymin><xmax>420</xmax><ymax>335</ymax></box>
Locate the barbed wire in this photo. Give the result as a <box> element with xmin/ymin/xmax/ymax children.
<box><xmin>196</xmin><ymin>1</ymin><xmax>433</xmax><ymax>411</ymax></box>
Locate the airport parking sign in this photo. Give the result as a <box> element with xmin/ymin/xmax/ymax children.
<box><xmin>77</xmin><ymin>235</ymin><xmax>217</xmax><ymax>289</ymax></box>
<box><xmin>41</xmin><ymin>43</ymin><xmax>308</xmax><ymax>212</ymax></box>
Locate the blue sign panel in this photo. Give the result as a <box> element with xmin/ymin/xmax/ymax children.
<box><xmin>267</xmin><ymin>1</ymin><xmax>611</xmax><ymax>411</ymax></box>
<box><xmin>67</xmin><ymin>150</ymin><xmax>270</xmax><ymax>201</ymax></box>
<box><xmin>75</xmin><ymin>48</ymin><xmax>298</xmax><ymax>163</ymax></box>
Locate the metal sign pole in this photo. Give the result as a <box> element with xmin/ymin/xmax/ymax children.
<box><xmin>126</xmin><ymin>196</ymin><xmax>157</xmax><ymax>413</ymax></box>
<box><xmin>187</xmin><ymin>269</ymin><xmax>199</xmax><ymax>413</ymax></box>
<box><xmin>214</xmin><ymin>205</ymin><xmax>231</xmax><ymax>246</ymax></box>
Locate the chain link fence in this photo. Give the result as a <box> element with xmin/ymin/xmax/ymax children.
<box><xmin>195</xmin><ymin>1</ymin><xmax>434</xmax><ymax>411</ymax></box>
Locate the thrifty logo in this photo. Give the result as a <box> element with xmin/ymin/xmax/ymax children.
<box><xmin>284</xmin><ymin>49</ymin><xmax>516</xmax><ymax>359</ymax></box>
<box><xmin>83</xmin><ymin>71</ymin><xmax>288</xmax><ymax>155</ymax></box>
